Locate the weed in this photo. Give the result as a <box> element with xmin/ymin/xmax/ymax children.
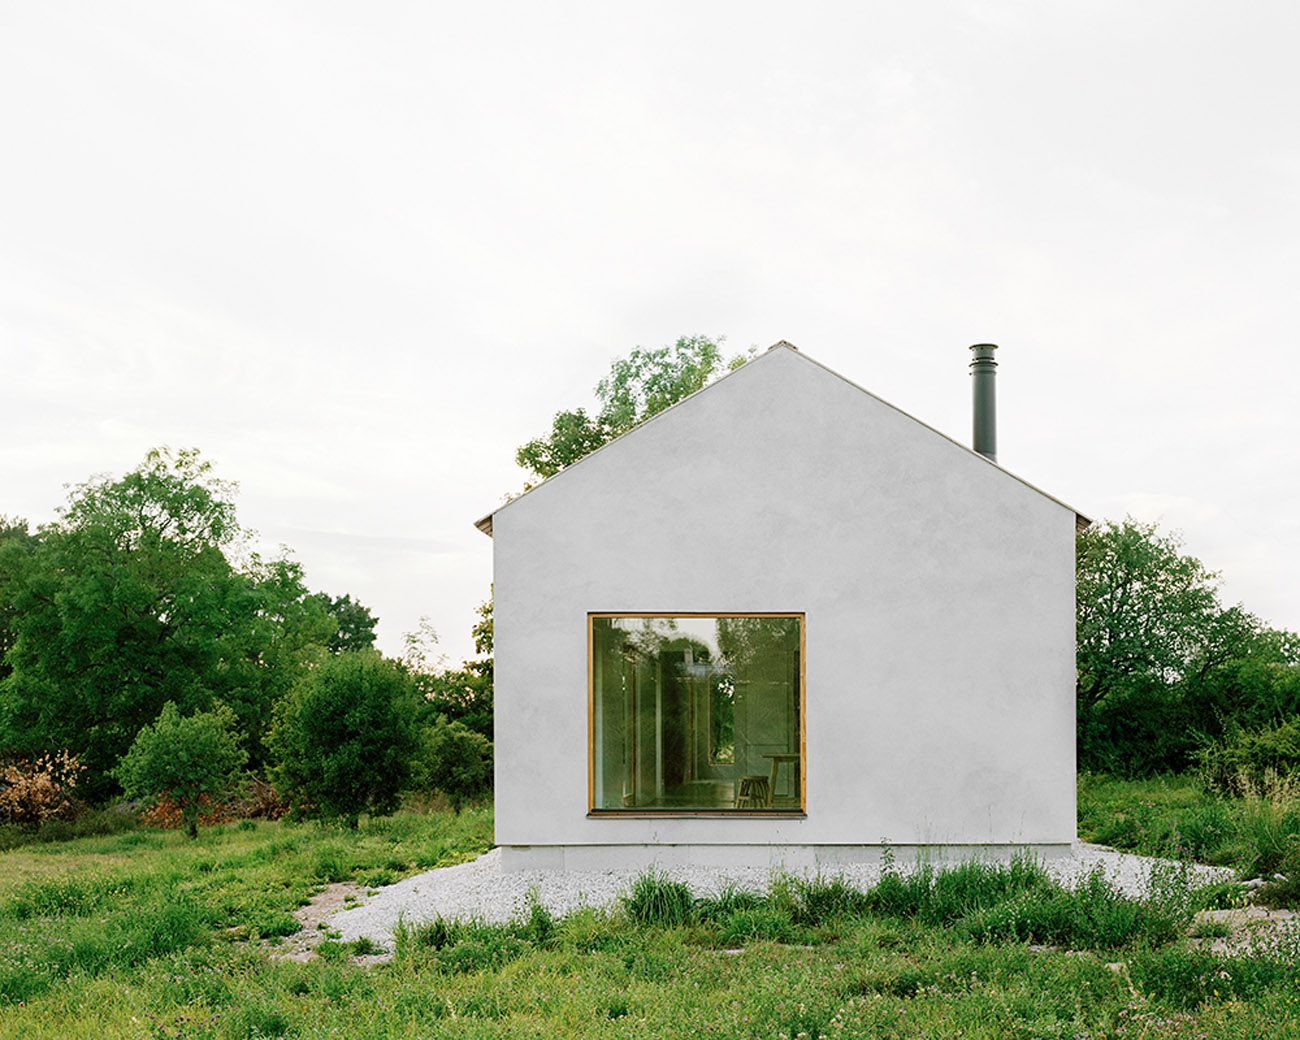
<box><xmin>314</xmin><ymin>940</ymin><xmax>348</xmax><ymax>962</ymax></box>
<box><xmin>1255</xmin><ymin>870</ymin><xmax>1300</xmax><ymax>908</ymax></box>
<box><xmin>228</xmin><ymin>1004</ymin><xmax>291</xmax><ymax>1038</ymax></box>
<box><xmin>246</xmin><ymin>910</ymin><xmax>300</xmax><ymax>939</ymax></box>
<box><xmin>695</xmin><ymin>881</ymin><xmax>765</xmax><ymax>923</ymax></box>
<box><xmin>1193</xmin><ymin>878</ymin><xmax>1247</xmax><ymax>910</ymax></box>
<box><xmin>1189</xmin><ymin>916</ymin><xmax>1232</xmax><ymax>939</ymax></box>
<box><xmin>521</xmin><ymin>888</ymin><xmax>556</xmax><ymax>947</ymax></box>
<box><xmin>621</xmin><ymin>868</ymin><xmax>694</xmax><ymax>927</ymax></box>
<box><xmin>960</xmin><ymin>864</ymin><xmax>1189</xmax><ymax>949</ymax></box>
<box><xmin>1129</xmin><ymin>946</ymin><xmax>1300</xmax><ymax>1009</ymax></box>
<box><xmin>1234</xmin><ymin>772</ymin><xmax>1300</xmax><ymax>877</ymax></box>
<box><xmin>555</xmin><ymin>904</ymin><xmax>625</xmax><ymax>952</ymax></box>
<box><xmin>606</xmin><ymin>994</ymin><xmax>632</xmax><ymax>1019</ymax></box>
<box><xmin>718</xmin><ymin>905</ymin><xmax>799</xmax><ymax>945</ymax></box>
<box><xmin>792</xmin><ymin>873</ymin><xmax>871</xmax><ymax>925</ymax></box>
<box><xmin>436</xmin><ymin>932</ymin><xmax>529</xmax><ymax>973</ymax></box>
<box><xmin>411</xmin><ymin>915</ymin><xmax>456</xmax><ymax>950</ymax></box>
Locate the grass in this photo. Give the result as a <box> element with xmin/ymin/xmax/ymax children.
<box><xmin>1078</xmin><ymin>772</ymin><xmax>1300</xmax><ymax>913</ymax></box>
<box><xmin>4</xmin><ymin>783</ymin><xmax>1300</xmax><ymax>1037</ymax></box>
<box><xmin>1078</xmin><ymin>770</ymin><xmax>1300</xmax><ymax>881</ymax></box>
<box><xmin>0</xmin><ymin>806</ymin><xmax>494</xmax><ymax>1027</ymax></box>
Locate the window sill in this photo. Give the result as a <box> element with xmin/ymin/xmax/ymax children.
<box><xmin>587</xmin><ymin>810</ymin><xmax>807</xmax><ymax>819</ymax></box>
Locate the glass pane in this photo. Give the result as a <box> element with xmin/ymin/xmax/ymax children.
<box><xmin>591</xmin><ymin>615</ymin><xmax>801</xmax><ymax>811</ymax></box>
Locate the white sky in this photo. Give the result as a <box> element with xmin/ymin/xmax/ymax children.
<box><xmin>3</xmin><ymin>2</ymin><xmax>1298</xmax><ymax>664</ymax></box>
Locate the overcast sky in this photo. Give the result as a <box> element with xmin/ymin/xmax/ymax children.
<box><xmin>3</xmin><ymin>2</ymin><xmax>1298</xmax><ymax>664</ymax></box>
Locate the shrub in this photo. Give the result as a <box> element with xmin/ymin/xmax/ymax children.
<box><xmin>0</xmin><ymin>751</ymin><xmax>84</xmax><ymax>824</ymax></box>
<box><xmin>268</xmin><ymin>651</ymin><xmax>421</xmax><ymax>826</ymax></box>
<box><xmin>413</xmin><ymin>716</ymin><xmax>492</xmax><ymax>812</ymax></box>
<box><xmin>1231</xmin><ymin>771</ymin><xmax>1300</xmax><ymax>878</ymax></box>
<box><xmin>140</xmin><ymin>791</ymin><xmax>237</xmax><ymax>831</ymax></box>
<box><xmin>135</xmin><ymin>775</ymin><xmax>284</xmax><ymax>831</ymax></box>
<box><xmin>0</xmin><ymin>805</ymin><xmax>140</xmax><ymax>851</ymax></box>
<box><xmin>113</xmin><ymin>702</ymin><xmax>247</xmax><ymax>838</ymax></box>
<box><xmin>1198</xmin><ymin>719</ymin><xmax>1300</xmax><ymax>796</ymax></box>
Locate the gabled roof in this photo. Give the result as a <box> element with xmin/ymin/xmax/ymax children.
<box><xmin>476</xmin><ymin>341</ymin><xmax>1088</xmax><ymax>537</ymax></box>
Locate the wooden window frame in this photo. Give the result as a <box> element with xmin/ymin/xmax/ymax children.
<box><xmin>587</xmin><ymin>612</ymin><xmax>806</xmax><ymax>818</ymax></box>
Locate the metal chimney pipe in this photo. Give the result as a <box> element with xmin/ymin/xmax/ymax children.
<box><xmin>969</xmin><ymin>343</ymin><xmax>998</xmax><ymax>462</ymax></box>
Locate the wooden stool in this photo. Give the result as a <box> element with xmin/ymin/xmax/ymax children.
<box><xmin>762</xmin><ymin>753</ymin><xmax>800</xmax><ymax>807</ymax></box>
<box><xmin>734</xmin><ymin>775</ymin><xmax>771</xmax><ymax>809</ymax></box>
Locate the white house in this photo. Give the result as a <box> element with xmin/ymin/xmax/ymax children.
<box><xmin>477</xmin><ymin>342</ymin><xmax>1083</xmax><ymax>871</ymax></box>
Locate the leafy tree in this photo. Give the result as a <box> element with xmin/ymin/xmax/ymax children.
<box><xmin>0</xmin><ymin>449</ymin><xmax>333</xmax><ymax>798</ymax></box>
<box><xmin>471</xmin><ymin>593</ymin><xmax>493</xmax><ymax>658</ymax></box>
<box><xmin>0</xmin><ymin>517</ymin><xmax>35</xmax><ymax>686</ymax></box>
<box><xmin>400</xmin><ymin>615</ymin><xmax>444</xmax><ymax>674</ymax></box>
<box><xmin>414</xmin><ymin>664</ymin><xmax>493</xmax><ymax>742</ymax></box>
<box><xmin>1077</xmin><ymin>518</ymin><xmax>1259</xmax><ymax>709</ymax></box>
<box><xmin>413</xmin><ymin>716</ymin><xmax>492</xmax><ymax>812</ymax></box>
<box><xmin>515</xmin><ymin>335</ymin><xmax>750</xmax><ymax>484</ymax></box>
<box><xmin>1075</xmin><ymin>517</ymin><xmax>1295</xmax><ymax>775</ymax></box>
<box><xmin>310</xmin><ymin>592</ymin><xmax>379</xmax><ymax>654</ymax></box>
<box><xmin>406</xmin><ymin>599</ymin><xmax>494</xmax><ymax>741</ymax></box>
<box><xmin>268</xmin><ymin>650</ymin><xmax>420</xmax><ymax>826</ymax></box>
<box><xmin>113</xmin><ymin>702</ymin><xmax>247</xmax><ymax>838</ymax></box>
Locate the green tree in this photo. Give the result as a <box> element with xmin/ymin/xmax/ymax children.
<box><xmin>310</xmin><ymin>592</ymin><xmax>379</xmax><ymax>654</ymax></box>
<box><xmin>515</xmin><ymin>335</ymin><xmax>749</xmax><ymax>484</ymax></box>
<box><xmin>414</xmin><ymin>664</ymin><xmax>493</xmax><ymax>742</ymax></box>
<box><xmin>0</xmin><ymin>449</ymin><xmax>333</xmax><ymax>797</ymax></box>
<box><xmin>268</xmin><ymin>650</ymin><xmax>420</xmax><ymax>826</ymax></box>
<box><xmin>1075</xmin><ymin>517</ymin><xmax>1290</xmax><ymax>774</ymax></box>
<box><xmin>406</xmin><ymin>600</ymin><xmax>494</xmax><ymax>741</ymax></box>
<box><xmin>413</xmin><ymin>716</ymin><xmax>492</xmax><ymax>812</ymax></box>
<box><xmin>113</xmin><ymin>701</ymin><xmax>248</xmax><ymax>838</ymax></box>
<box><xmin>0</xmin><ymin>516</ymin><xmax>35</xmax><ymax>686</ymax></box>
<box><xmin>471</xmin><ymin>593</ymin><xmax>493</xmax><ymax>658</ymax></box>
<box><xmin>1077</xmin><ymin>518</ymin><xmax>1259</xmax><ymax>709</ymax></box>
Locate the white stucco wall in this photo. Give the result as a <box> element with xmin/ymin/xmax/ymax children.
<box><xmin>490</xmin><ymin>345</ymin><xmax>1077</xmax><ymax>869</ymax></box>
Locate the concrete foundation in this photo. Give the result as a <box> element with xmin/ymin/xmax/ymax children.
<box><xmin>500</xmin><ymin>842</ymin><xmax>1076</xmax><ymax>872</ymax></box>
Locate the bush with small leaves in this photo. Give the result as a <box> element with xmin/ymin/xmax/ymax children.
<box><xmin>413</xmin><ymin>716</ymin><xmax>492</xmax><ymax>812</ymax></box>
<box><xmin>0</xmin><ymin>751</ymin><xmax>84</xmax><ymax>824</ymax></box>
<box><xmin>113</xmin><ymin>702</ymin><xmax>247</xmax><ymax>838</ymax></box>
<box><xmin>268</xmin><ymin>650</ymin><xmax>420</xmax><ymax>826</ymax></box>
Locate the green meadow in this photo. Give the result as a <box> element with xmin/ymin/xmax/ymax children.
<box><xmin>3</xmin><ymin>778</ymin><xmax>1300</xmax><ymax>1040</ymax></box>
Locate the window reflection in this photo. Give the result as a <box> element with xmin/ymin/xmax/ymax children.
<box><xmin>591</xmin><ymin>615</ymin><xmax>802</xmax><ymax>812</ymax></box>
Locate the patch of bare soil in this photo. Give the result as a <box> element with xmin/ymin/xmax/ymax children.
<box><xmin>271</xmin><ymin>882</ymin><xmax>391</xmax><ymax>965</ymax></box>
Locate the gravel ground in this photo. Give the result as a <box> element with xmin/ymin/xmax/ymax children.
<box><xmin>329</xmin><ymin>844</ymin><xmax>1235</xmax><ymax>947</ymax></box>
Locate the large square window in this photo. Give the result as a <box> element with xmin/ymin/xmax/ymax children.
<box><xmin>589</xmin><ymin>614</ymin><xmax>803</xmax><ymax>813</ymax></box>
